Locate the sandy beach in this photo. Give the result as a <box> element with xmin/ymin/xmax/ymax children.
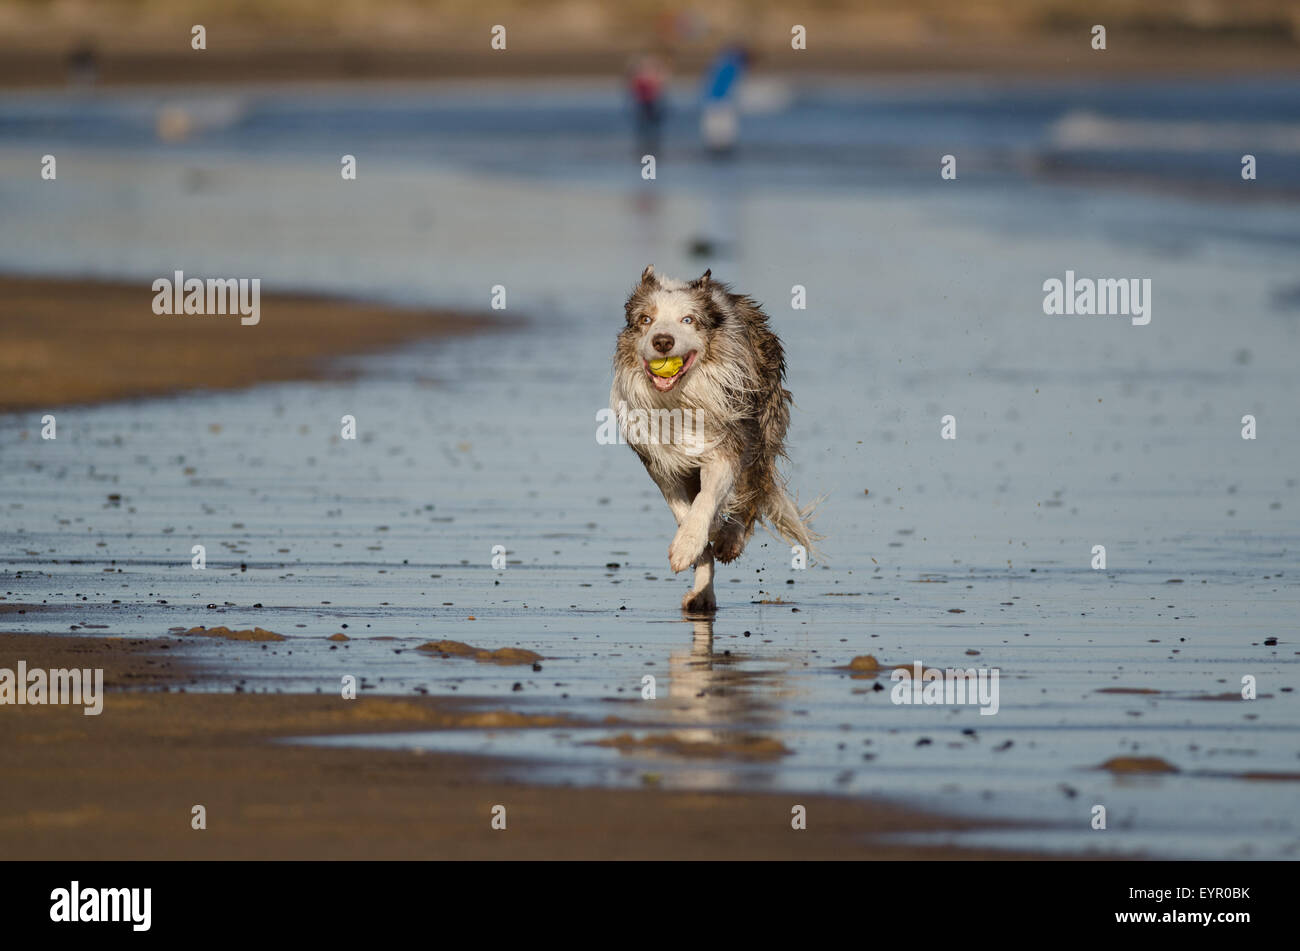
<box><xmin>0</xmin><ymin>276</ymin><xmax>510</xmax><ymax>411</ymax></box>
<box><xmin>1</xmin><ymin>632</ymin><xmax>1041</xmax><ymax>860</ymax></box>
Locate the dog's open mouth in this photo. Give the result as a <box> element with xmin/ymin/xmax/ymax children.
<box><xmin>644</xmin><ymin>351</ymin><xmax>698</xmax><ymax>391</ymax></box>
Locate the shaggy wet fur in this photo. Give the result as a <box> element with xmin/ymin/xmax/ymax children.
<box><xmin>610</xmin><ymin>265</ymin><xmax>818</xmax><ymax>613</ymax></box>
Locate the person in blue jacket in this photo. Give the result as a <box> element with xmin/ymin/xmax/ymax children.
<box><xmin>700</xmin><ymin>45</ymin><xmax>750</xmax><ymax>154</ymax></box>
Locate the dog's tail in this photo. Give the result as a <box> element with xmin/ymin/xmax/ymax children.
<box><xmin>763</xmin><ymin>483</ymin><xmax>824</xmax><ymax>563</ymax></box>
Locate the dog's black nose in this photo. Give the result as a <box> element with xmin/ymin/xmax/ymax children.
<box><xmin>652</xmin><ymin>334</ymin><xmax>675</xmax><ymax>354</ymax></box>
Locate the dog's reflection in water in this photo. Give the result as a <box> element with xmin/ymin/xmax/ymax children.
<box><xmin>649</xmin><ymin>617</ymin><xmax>791</xmax><ymax>776</ymax></box>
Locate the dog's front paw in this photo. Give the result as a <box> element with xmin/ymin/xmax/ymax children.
<box><xmin>668</xmin><ymin>525</ymin><xmax>708</xmax><ymax>573</ymax></box>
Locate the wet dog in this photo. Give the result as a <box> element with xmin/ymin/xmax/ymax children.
<box><xmin>610</xmin><ymin>265</ymin><xmax>818</xmax><ymax>612</ymax></box>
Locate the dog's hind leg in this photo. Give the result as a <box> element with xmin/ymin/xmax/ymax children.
<box><xmin>711</xmin><ymin>511</ymin><xmax>756</xmax><ymax>563</ymax></box>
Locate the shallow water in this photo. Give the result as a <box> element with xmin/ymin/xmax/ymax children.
<box><xmin>2</xmin><ymin>75</ymin><xmax>1299</xmax><ymax>858</ymax></box>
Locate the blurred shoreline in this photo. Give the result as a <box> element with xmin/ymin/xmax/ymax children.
<box><xmin>2</xmin><ymin>36</ymin><xmax>1298</xmax><ymax>89</ymax></box>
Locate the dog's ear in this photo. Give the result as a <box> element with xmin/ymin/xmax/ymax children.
<box><xmin>690</xmin><ymin>268</ymin><xmax>712</xmax><ymax>288</ymax></box>
<box><xmin>640</xmin><ymin>264</ymin><xmax>657</xmax><ymax>285</ymax></box>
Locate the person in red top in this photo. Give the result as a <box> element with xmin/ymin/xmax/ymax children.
<box><xmin>628</xmin><ymin>52</ymin><xmax>669</xmax><ymax>152</ymax></box>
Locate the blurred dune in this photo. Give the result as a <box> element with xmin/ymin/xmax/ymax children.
<box><xmin>0</xmin><ymin>0</ymin><xmax>1296</xmax><ymax>86</ymax></box>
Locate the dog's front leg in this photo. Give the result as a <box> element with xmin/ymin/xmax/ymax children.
<box><xmin>650</xmin><ymin>469</ymin><xmax>717</xmax><ymax>611</ymax></box>
<box><xmin>652</xmin><ymin>474</ymin><xmax>696</xmax><ymax>528</ymax></box>
<box><xmin>681</xmin><ymin>545</ymin><xmax>717</xmax><ymax>613</ymax></box>
<box><xmin>669</xmin><ymin>459</ymin><xmax>735</xmax><ymax>573</ymax></box>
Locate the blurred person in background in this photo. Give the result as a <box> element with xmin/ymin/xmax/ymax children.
<box><xmin>628</xmin><ymin>50</ymin><xmax>670</xmax><ymax>153</ymax></box>
<box><xmin>700</xmin><ymin>44</ymin><xmax>749</xmax><ymax>155</ymax></box>
<box><xmin>65</xmin><ymin>40</ymin><xmax>99</xmax><ymax>86</ymax></box>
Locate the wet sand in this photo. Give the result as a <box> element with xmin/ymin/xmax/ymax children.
<box><xmin>0</xmin><ymin>633</ymin><xmax>1042</xmax><ymax>859</ymax></box>
<box><xmin>0</xmin><ymin>276</ymin><xmax>509</xmax><ymax>411</ymax></box>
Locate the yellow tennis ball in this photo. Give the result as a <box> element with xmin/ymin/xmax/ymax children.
<box><xmin>649</xmin><ymin>357</ymin><xmax>683</xmax><ymax>378</ymax></box>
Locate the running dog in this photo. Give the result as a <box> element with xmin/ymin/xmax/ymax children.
<box><xmin>610</xmin><ymin>265</ymin><xmax>818</xmax><ymax>612</ymax></box>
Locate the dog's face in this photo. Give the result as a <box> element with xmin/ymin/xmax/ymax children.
<box><xmin>620</xmin><ymin>266</ymin><xmax>718</xmax><ymax>393</ymax></box>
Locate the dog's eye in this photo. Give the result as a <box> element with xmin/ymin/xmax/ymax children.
<box><xmin>639</xmin><ymin>314</ymin><xmax>651</xmax><ymax>325</ymax></box>
<box><xmin>682</xmin><ymin>315</ymin><xmax>694</xmax><ymax>324</ymax></box>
